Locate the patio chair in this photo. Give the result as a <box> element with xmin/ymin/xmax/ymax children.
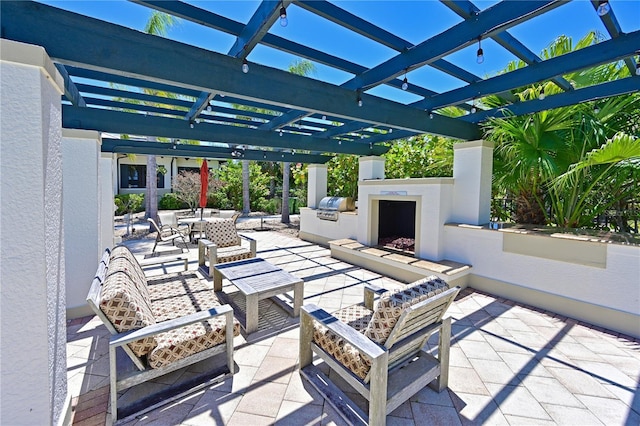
<box><xmin>158</xmin><ymin>211</ymin><xmax>189</xmax><ymax>234</ymax></box>
<box><xmin>198</xmin><ymin>218</ymin><xmax>256</xmax><ymax>278</ymax></box>
<box><xmin>299</xmin><ymin>276</ymin><xmax>460</xmax><ymax>426</ymax></box>
<box><xmin>148</xmin><ymin>218</ymin><xmax>189</xmax><ymax>253</ymax></box>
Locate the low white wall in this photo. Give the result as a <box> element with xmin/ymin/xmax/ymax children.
<box><xmin>443</xmin><ymin>224</ymin><xmax>640</xmax><ymax>337</ymax></box>
<box><xmin>298</xmin><ymin>208</ymin><xmax>358</xmax><ymax>246</ymax></box>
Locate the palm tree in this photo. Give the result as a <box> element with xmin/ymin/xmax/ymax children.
<box><xmin>483</xmin><ymin>32</ymin><xmax>640</xmax><ymax>228</ymax></box>
<box><xmin>232</xmin><ymin>59</ymin><xmax>316</xmax><ymax>222</ymax></box>
<box><xmin>143</xmin><ymin>12</ymin><xmax>179</xmax><ymax>229</ymax></box>
<box><xmin>281</xmin><ymin>60</ymin><xmax>316</xmax><ymax>223</ymax></box>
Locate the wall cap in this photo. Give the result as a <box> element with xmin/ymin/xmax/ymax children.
<box><xmin>1</xmin><ymin>39</ymin><xmax>64</xmax><ymax>94</ymax></box>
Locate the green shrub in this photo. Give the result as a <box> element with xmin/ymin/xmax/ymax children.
<box><xmin>158</xmin><ymin>193</ymin><xmax>184</xmax><ymax>210</ymax></box>
<box><xmin>114</xmin><ymin>194</ymin><xmax>145</xmax><ymax>215</ymax></box>
<box><xmin>263</xmin><ymin>198</ymin><xmax>278</xmax><ymax>214</ymax></box>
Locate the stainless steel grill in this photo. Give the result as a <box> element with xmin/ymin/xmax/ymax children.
<box><xmin>316</xmin><ymin>197</ymin><xmax>355</xmax><ymax>221</ymax></box>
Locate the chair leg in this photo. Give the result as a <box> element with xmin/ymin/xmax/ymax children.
<box><xmin>435</xmin><ymin>317</ymin><xmax>451</xmax><ymax>392</ymax></box>
<box><xmin>368</xmin><ymin>354</ymin><xmax>389</xmax><ymax>426</ymax></box>
<box><xmin>299</xmin><ymin>309</ymin><xmax>314</xmax><ymax>369</ymax></box>
<box><xmin>151</xmin><ymin>239</ymin><xmax>158</xmax><ymax>253</ymax></box>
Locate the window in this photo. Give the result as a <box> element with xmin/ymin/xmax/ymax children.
<box><xmin>178</xmin><ymin>167</ymin><xmax>200</xmax><ymax>175</ymax></box>
<box><xmin>120</xmin><ymin>165</ymin><xmax>165</xmax><ymax>189</ymax></box>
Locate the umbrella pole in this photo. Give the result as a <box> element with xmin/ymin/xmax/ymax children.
<box><xmin>200</xmin><ymin>206</ymin><xmax>203</xmax><ymax>220</ymax></box>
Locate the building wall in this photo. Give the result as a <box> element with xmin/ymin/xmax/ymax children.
<box><xmin>115</xmin><ymin>154</ymin><xmax>220</xmax><ymax>197</ymax></box>
<box><xmin>1</xmin><ymin>40</ymin><xmax>70</xmax><ymax>425</ymax></box>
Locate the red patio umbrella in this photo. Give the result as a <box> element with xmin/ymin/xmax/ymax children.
<box><xmin>199</xmin><ymin>159</ymin><xmax>208</xmax><ymax>219</ymax></box>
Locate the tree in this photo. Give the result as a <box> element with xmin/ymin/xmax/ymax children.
<box><xmin>142</xmin><ymin>12</ymin><xmax>179</xmax><ymax>230</ymax></box>
<box><xmin>172</xmin><ymin>170</ymin><xmax>225</xmax><ymax>212</ymax></box>
<box><xmin>384</xmin><ymin>135</ymin><xmax>454</xmax><ymax>178</ymax></box>
<box><xmin>327</xmin><ymin>154</ymin><xmax>359</xmax><ymax>199</ymax></box>
<box><xmin>281</xmin><ymin>59</ymin><xmax>317</xmax><ymax>223</ymax></box>
<box><xmin>483</xmin><ymin>32</ymin><xmax>640</xmax><ymax>228</ymax></box>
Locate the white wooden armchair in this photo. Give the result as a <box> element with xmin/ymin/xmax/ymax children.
<box><xmin>299</xmin><ymin>276</ymin><xmax>460</xmax><ymax>426</ymax></box>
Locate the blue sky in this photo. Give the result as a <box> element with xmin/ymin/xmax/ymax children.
<box><xmin>39</xmin><ymin>1</ymin><xmax>640</xmax><ymax>104</ymax></box>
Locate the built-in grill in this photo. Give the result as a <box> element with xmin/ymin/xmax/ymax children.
<box><xmin>316</xmin><ymin>196</ymin><xmax>356</xmax><ymax>221</ymax></box>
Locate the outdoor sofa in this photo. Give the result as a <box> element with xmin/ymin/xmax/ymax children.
<box><xmin>87</xmin><ymin>245</ymin><xmax>240</xmax><ymax>422</ymax></box>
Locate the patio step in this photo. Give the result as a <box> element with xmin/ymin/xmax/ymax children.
<box><xmin>329</xmin><ymin>239</ymin><xmax>471</xmax><ymax>287</ymax></box>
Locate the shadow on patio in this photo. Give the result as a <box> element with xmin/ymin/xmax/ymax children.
<box><xmin>67</xmin><ymin>231</ymin><xmax>640</xmax><ymax>425</ymax></box>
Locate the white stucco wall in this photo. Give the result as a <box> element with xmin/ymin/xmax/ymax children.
<box><xmin>451</xmin><ymin>140</ymin><xmax>493</xmax><ymax>225</ymax></box>
<box><xmin>307</xmin><ymin>164</ymin><xmax>327</xmax><ymax>209</ymax></box>
<box><xmin>100</xmin><ymin>154</ymin><xmax>115</xmax><ymax>249</ymax></box>
<box><xmin>357</xmin><ymin>178</ymin><xmax>454</xmax><ymax>260</ymax></box>
<box><xmin>1</xmin><ymin>40</ymin><xmax>69</xmax><ymax>425</ymax></box>
<box><xmin>62</xmin><ymin>130</ymin><xmax>101</xmax><ymax>319</ymax></box>
<box><xmin>299</xmin><ymin>208</ymin><xmax>358</xmax><ymax>245</ymax></box>
<box><xmin>443</xmin><ymin>225</ymin><xmax>640</xmax><ymax>337</ymax></box>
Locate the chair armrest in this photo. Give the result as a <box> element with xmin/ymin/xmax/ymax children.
<box><xmin>239</xmin><ymin>233</ymin><xmax>257</xmax><ymax>256</ymax></box>
<box><xmin>139</xmin><ymin>255</ymin><xmax>188</xmax><ymax>271</ymax></box>
<box><xmin>110</xmin><ymin>305</ymin><xmax>233</xmax><ymax>348</ymax></box>
<box><xmin>301</xmin><ymin>304</ymin><xmax>386</xmax><ymax>360</ymax></box>
<box><xmin>364</xmin><ymin>284</ymin><xmax>387</xmax><ymax>310</ymax></box>
<box><xmin>198</xmin><ymin>238</ymin><xmax>217</xmax><ymax>250</ymax></box>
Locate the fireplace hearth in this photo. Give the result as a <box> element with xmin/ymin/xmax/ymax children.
<box><xmin>379</xmin><ymin>236</ymin><xmax>415</xmax><ymax>252</ymax></box>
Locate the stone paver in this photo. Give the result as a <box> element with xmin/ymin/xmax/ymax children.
<box><xmin>68</xmin><ymin>230</ymin><xmax>640</xmax><ymax>425</ymax></box>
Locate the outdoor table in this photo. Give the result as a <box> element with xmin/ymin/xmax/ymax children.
<box><xmin>178</xmin><ymin>217</ymin><xmax>220</xmax><ymax>242</ymax></box>
<box><xmin>213</xmin><ymin>258</ymin><xmax>304</xmax><ymax>334</ymax></box>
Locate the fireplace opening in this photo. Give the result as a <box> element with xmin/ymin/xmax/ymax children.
<box><xmin>377</xmin><ymin>200</ymin><xmax>416</xmax><ymax>252</ymax></box>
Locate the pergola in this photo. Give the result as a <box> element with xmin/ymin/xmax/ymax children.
<box><xmin>2</xmin><ymin>0</ymin><xmax>639</xmax><ymax>164</ymax></box>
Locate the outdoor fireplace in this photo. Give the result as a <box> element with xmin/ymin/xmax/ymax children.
<box><xmin>378</xmin><ymin>200</ymin><xmax>416</xmax><ymax>251</ymax></box>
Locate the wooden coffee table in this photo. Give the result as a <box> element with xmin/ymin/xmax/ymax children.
<box><xmin>212</xmin><ymin>258</ymin><xmax>304</xmax><ymax>334</ymax></box>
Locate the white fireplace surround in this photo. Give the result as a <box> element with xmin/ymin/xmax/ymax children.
<box><xmin>358</xmin><ymin>178</ymin><xmax>454</xmax><ymax>260</ymax></box>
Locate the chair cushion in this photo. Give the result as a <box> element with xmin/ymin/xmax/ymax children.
<box><xmin>107</xmin><ymin>246</ymin><xmax>151</xmax><ymax>302</ymax></box>
<box><xmin>146</xmin><ymin>273</ymin><xmax>241</xmax><ymax>369</ymax></box>
<box><xmin>99</xmin><ymin>269</ymin><xmax>157</xmax><ymax>358</ymax></box>
<box><xmin>313</xmin><ymin>304</ymin><xmax>374</xmax><ymax>380</ymax></box>
<box><xmin>216</xmin><ymin>246</ymin><xmax>254</xmax><ymax>264</ymax></box>
<box><xmin>364</xmin><ymin>276</ymin><xmax>449</xmax><ymax>345</ymax></box>
<box><xmin>203</xmin><ymin>219</ymin><xmax>239</xmax><ymax>248</ymax></box>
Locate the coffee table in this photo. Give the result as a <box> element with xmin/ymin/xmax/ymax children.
<box><xmin>212</xmin><ymin>258</ymin><xmax>304</xmax><ymax>334</ymax></box>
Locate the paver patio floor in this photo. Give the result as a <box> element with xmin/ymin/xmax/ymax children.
<box><xmin>66</xmin><ymin>230</ymin><xmax>640</xmax><ymax>425</ymax></box>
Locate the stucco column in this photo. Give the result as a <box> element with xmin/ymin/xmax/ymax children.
<box><xmin>358</xmin><ymin>156</ymin><xmax>385</xmax><ymax>181</ymax></box>
<box><xmin>1</xmin><ymin>40</ymin><xmax>70</xmax><ymax>425</ymax></box>
<box><xmin>100</xmin><ymin>153</ymin><xmax>116</xmax><ymax>249</ymax></box>
<box><xmin>307</xmin><ymin>164</ymin><xmax>327</xmax><ymax>209</ymax></box>
<box><xmin>63</xmin><ymin>129</ymin><xmax>102</xmax><ymax>319</ymax></box>
<box><xmin>451</xmin><ymin>140</ymin><xmax>494</xmax><ymax>225</ymax></box>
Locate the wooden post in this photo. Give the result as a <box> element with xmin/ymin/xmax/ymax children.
<box><xmin>367</xmin><ymin>352</ymin><xmax>389</xmax><ymax>426</ymax></box>
<box><xmin>436</xmin><ymin>317</ymin><xmax>451</xmax><ymax>392</ymax></box>
<box><xmin>299</xmin><ymin>308</ymin><xmax>314</xmax><ymax>369</ymax></box>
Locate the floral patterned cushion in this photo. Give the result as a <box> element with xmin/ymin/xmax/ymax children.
<box><xmin>313</xmin><ymin>304</ymin><xmax>374</xmax><ymax>380</ymax></box>
<box><xmin>203</xmin><ymin>219</ymin><xmax>240</xmax><ymax>248</ymax></box>
<box><xmin>100</xmin><ymin>247</ymin><xmax>240</xmax><ymax>366</ymax></box>
<box><xmin>99</xmin><ymin>269</ymin><xmax>156</xmax><ymax>358</ymax></box>
<box><xmin>364</xmin><ymin>276</ymin><xmax>449</xmax><ymax>345</ymax></box>
<box><xmin>215</xmin><ymin>246</ymin><xmax>254</xmax><ymax>263</ymax></box>
<box><xmin>107</xmin><ymin>245</ymin><xmax>151</xmax><ymax>302</ymax></box>
<box><xmin>146</xmin><ymin>272</ymin><xmax>241</xmax><ymax>369</ymax></box>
